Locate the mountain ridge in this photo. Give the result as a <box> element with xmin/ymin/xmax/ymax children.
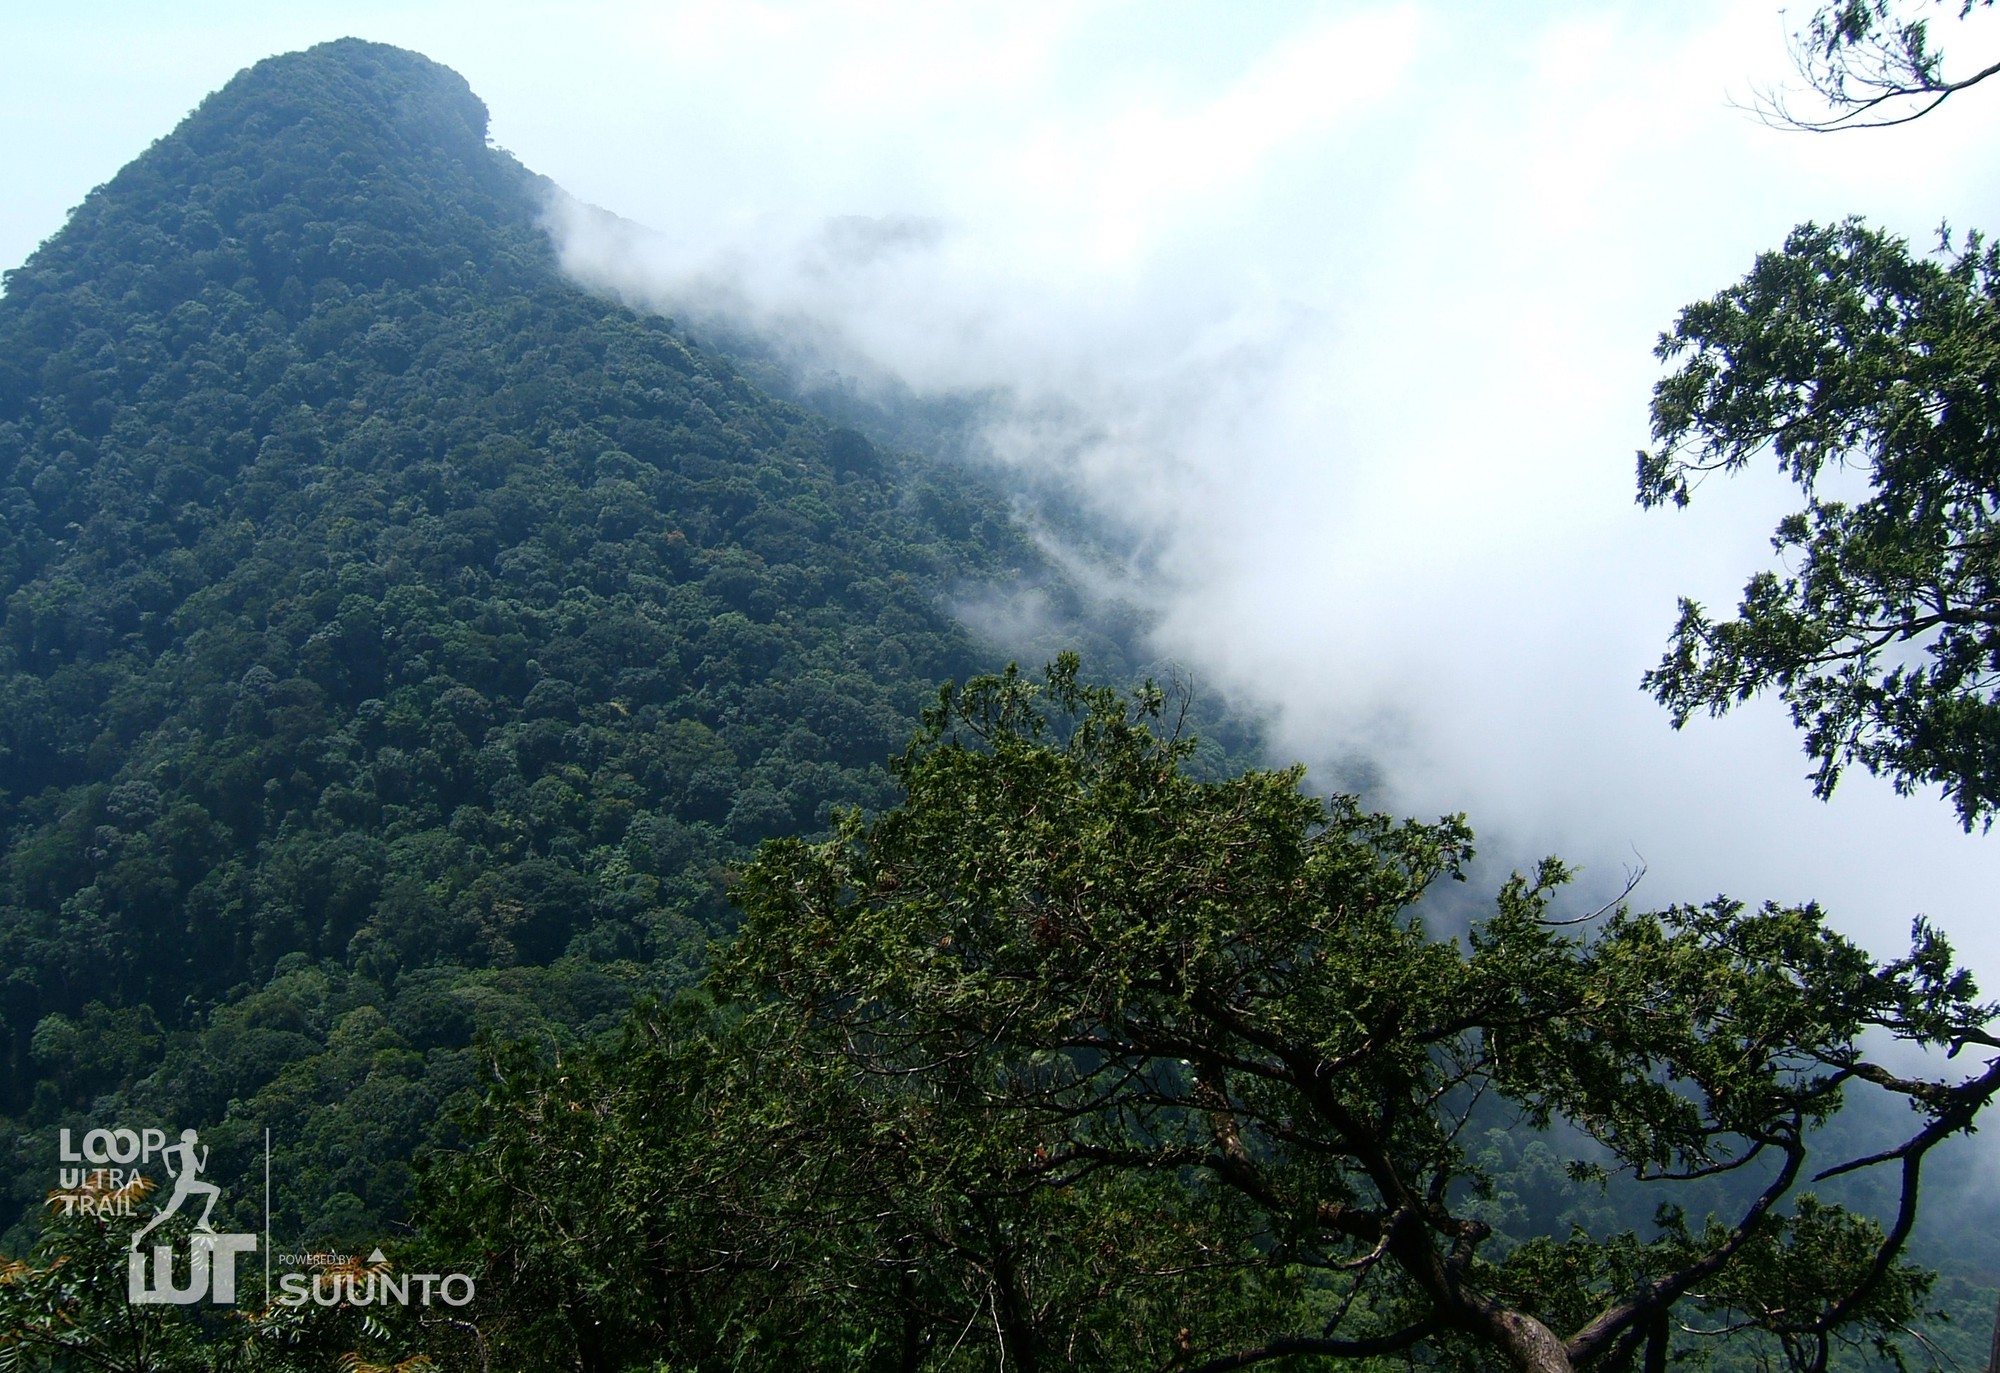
<box><xmin>0</xmin><ymin>37</ymin><xmax>1078</xmax><ymax>1248</ymax></box>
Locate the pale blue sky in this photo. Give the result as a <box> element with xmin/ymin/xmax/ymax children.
<box><xmin>4</xmin><ymin>2</ymin><xmax>1999</xmax><ymax>979</ymax></box>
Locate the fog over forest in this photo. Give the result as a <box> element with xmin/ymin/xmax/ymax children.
<box><xmin>6</xmin><ymin>3</ymin><xmax>1996</xmax><ymax>960</ymax></box>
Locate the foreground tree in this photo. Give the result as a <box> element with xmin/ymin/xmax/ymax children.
<box><xmin>1639</xmin><ymin>220</ymin><xmax>2000</xmax><ymax>828</ymax></box>
<box><xmin>437</xmin><ymin>660</ymin><xmax>2000</xmax><ymax>1372</ymax></box>
<box><xmin>429</xmin><ymin>998</ymin><xmax>1289</xmax><ymax>1370</ymax></box>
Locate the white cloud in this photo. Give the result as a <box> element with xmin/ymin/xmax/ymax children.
<box><xmin>536</xmin><ymin>1</ymin><xmax>2000</xmax><ymax>976</ymax></box>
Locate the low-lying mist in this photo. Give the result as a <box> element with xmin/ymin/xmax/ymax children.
<box><xmin>539</xmin><ymin>0</ymin><xmax>1998</xmax><ymax>1004</ymax></box>
<box><xmin>540</xmin><ymin>4</ymin><xmax>2000</xmax><ymax>987</ymax></box>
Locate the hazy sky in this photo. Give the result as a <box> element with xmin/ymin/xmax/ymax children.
<box><xmin>5</xmin><ymin>2</ymin><xmax>1999</xmax><ymax>981</ymax></box>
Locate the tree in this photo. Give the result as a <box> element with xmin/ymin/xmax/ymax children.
<box><xmin>427</xmin><ymin>994</ymin><xmax>1291</xmax><ymax>1372</ymax></box>
<box><xmin>440</xmin><ymin>659</ymin><xmax>2000</xmax><ymax>1372</ymax></box>
<box><xmin>1638</xmin><ymin>220</ymin><xmax>2000</xmax><ymax>829</ymax></box>
<box><xmin>1762</xmin><ymin>0</ymin><xmax>1999</xmax><ymax>129</ymax></box>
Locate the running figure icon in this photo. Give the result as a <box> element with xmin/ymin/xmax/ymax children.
<box><xmin>130</xmin><ymin>1129</ymin><xmax>221</xmax><ymax>1250</ymax></box>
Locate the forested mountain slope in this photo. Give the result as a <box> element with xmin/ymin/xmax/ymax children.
<box><xmin>0</xmin><ymin>39</ymin><xmax>1131</xmax><ymax>1247</ymax></box>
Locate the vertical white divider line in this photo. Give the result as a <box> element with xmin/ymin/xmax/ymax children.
<box><xmin>264</xmin><ymin>1127</ymin><xmax>271</xmax><ymax>1303</ymax></box>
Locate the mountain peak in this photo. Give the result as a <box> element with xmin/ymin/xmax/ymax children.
<box><xmin>180</xmin><ymin>39</ymin><xmax>493</xmax><ymax>167</ymax></box>
<box><xmin>2</xmin><ymin>40</ymin><xmax>547</xmax><ymax>321</ymax></box>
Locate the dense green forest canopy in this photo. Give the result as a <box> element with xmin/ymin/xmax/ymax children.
<box><xmin>3</xmin><ymin>32</ymin><xmax>1999</xmax><ymax>1373</ymax></box>
<box><xmin>0</xmin><ymin>38</ymin><xmax>1203</xmax><ymax>1252</ymax></box>
<box><xmin>11</xmin><ymin>664</ymin><xmax>1997</xmax><ymax>1373</ymax></box>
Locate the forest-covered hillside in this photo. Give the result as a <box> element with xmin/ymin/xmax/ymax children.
<box><xmin>8</xmin><ymin>34</ymin><xmax>2000</xmax><ymax>1373</ymax></box>
<box><xmin>0</xmin><ymin>38</ymin><xmax>1184</xmax><ymax>1250</ymax></box>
